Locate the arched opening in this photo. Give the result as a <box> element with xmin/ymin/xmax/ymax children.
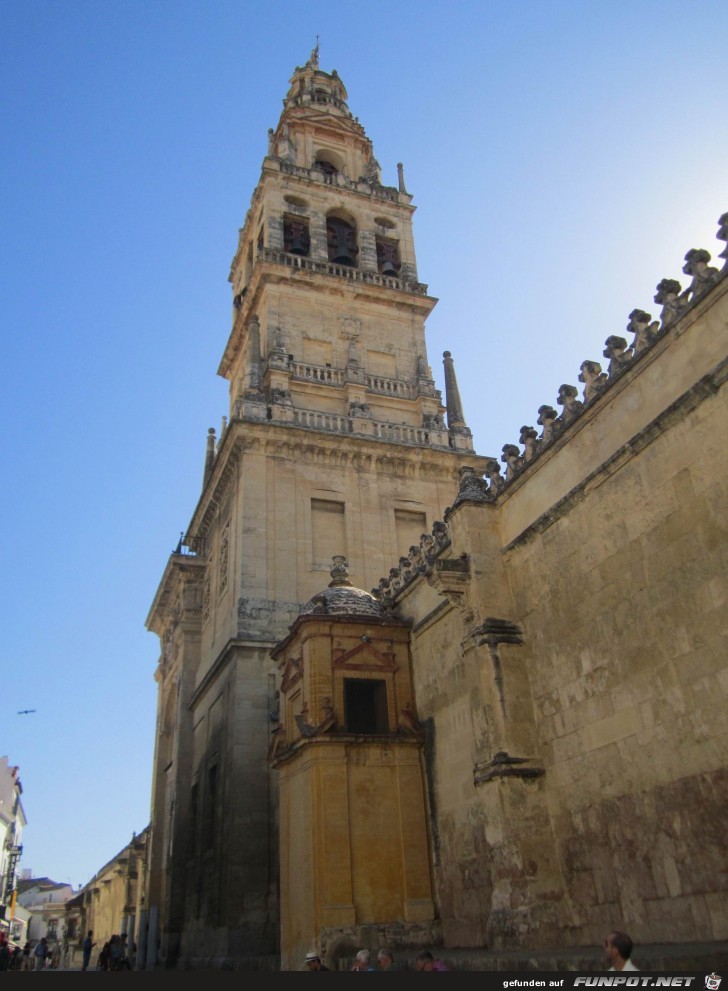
<box><xmin>313</xmin><ymin>148</ymin><xmax>345</xmax><ymax>179</ymax></box>
<box><xmin>376</xmin><ymin>237</ymin><xmax>401</xmax><ymax>277</ymax></box>
<box><xmin>326</xmin><ymin>211</ymin><xmax>358</xmax><ymax>268</ymax></box>
<box><xmin>283</xmin><ymin>214</ymin><xmax>310</xmax><ymax>256</ymax></box>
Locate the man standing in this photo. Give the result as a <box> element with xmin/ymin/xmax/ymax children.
<box><xmin>33</xmin><ymin>937</ymin><xmax>49</xmax><ymax>970</ymax></box>
<box><xmin>82</xmin><ymin>930</ymin><xmax>95</xmax><ymax>972</ymax></box>
<box><xmin>605</xmin><ymin>931</ymin><xmax>639</xmax><ymax>971</ymax></box>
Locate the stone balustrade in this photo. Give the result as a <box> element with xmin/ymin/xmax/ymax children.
<box><xmin>258</xmin><ymin>247</ymin><xmax>428</xmax><ymax>294</ymax></box>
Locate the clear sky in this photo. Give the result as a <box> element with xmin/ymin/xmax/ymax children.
<box><xmin>2</xmin><ymin>0</ymin><xmax>726</xmax><ymax>889</ymax></box>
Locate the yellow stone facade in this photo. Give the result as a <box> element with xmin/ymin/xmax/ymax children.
<box><xmin>270</xmin><ymin>577</ymin><xmax>436</xmax><ymax>970</ymax></box>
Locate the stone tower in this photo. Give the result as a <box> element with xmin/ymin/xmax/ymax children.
<box><xmin>144</xmin><ymin>49</ymin><xmax>489</xmax><ymax>970</ymax></box>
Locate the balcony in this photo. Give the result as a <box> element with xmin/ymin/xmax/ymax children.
<box><xmin>258</xmin><ymin>248</ymin><xmax>428</xmax><ymax>295</ymax></box>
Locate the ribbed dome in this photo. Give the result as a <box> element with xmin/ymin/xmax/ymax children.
<box><xmin>301</xmin><ymin>556</ymin><xmax>384</xmax><ymax>618</ymax></box>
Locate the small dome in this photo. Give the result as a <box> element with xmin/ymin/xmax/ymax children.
<box><xmin>301</xmin><ymin>556</ymin><xmax>384</xmax><ymax>618</ymax></box>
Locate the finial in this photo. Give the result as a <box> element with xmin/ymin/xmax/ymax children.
<box><xmin>203</xmin><ymin>427</ymin><xmax>216</xmax><ymax>488</ymax></box>
<box><xmin>442</xmin><ymin>351</ymin><xmax>468</xmax><ymax>430</ymax></box>
<box><xmin>328</xmin><ymin>555</ymin><xmax>352</xmax><ymax>587</ymax></box>
<box><xmin>308</xmin><ymin>35</ymin><xmax>320</xmax><ymax>68</ymax></box>
<box><xmin>397</xmin><ymin>162</ymin><xmax>407</xmax><ymax>194</ymax></box>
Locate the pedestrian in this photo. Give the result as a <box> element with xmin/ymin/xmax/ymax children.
<box><xmin>21</xmin><ymin>940</ymin><xmax>32</xmax><ymax>971</ymax></box>
<box><xmin>376</xmin><ymin>947</ymin><xmax>401</xmax><ymax>971</ymax></box>
<box><xmin>350</xmin><ymin>948</ymin><xmax>375</xmax><ymax>971</ymax></box>
<box><xmin>414</xmin><ymin>949</ymin><xmax>448</xmax><ymax>971</ymax></box>
<box><xmin>604</xmin><ymin>931</ymin><xmax>639</xmax><ymax>971</ymax></box>
<box><xmin>50</xmin><ymin>942</ymin><xmax>61</xmax><ymax>969</ymax></box>
<box><xmin>33</xmin><ymin>936</ymin><xmax>49</xmax><ymax>970</ymax></box>
<box><xmin>98</xmin><ymin>940</ymin><xmax>110</xmax><ymax>971</ymax></box>
<box><xmin>108</xmin><ymin>934</ymin><xmax>123</xmax><ymax>970</ymax></box>
<box><xmin>82</xmin><ymin>930</ymin><xmax>96</xmax><ymax>972</ymax></box>
<box><xmin>0</xmin><ymin>938</ymin><xmax>10</xmax><ymax>971</ymax></box>
<box><xmin>304</xmin><ymin>950</ymin><xmax>330</xmax><ymax>971</ymax></box>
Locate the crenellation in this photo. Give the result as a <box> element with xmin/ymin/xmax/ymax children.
<box><xmin>459</xmin><ymin>223</ymin><xmax>728</xmax><ymax>503</ymax></box>
<box><xmin>718</xmin><ymin>212</ymin><xmax>728</xmax><ymax>271</ymax></box>
<box><xmin>556</xmin><ymin>383</ymin><xmax>584</xmax><ymax>425</ymax></box>
<box><xmin>654</xmin><ymin>277</ymin><xmax>689</xmax><ymax>327</ymax></box>
<box><xmin>578</xmin><ymin>360</ymin><xmax>608</xmax><ymax>403</ymax></box>
<box><xmin>627</xmin><ymin>308</ymin><xmax>660</xmax><ymax>356</ymax></box>
<box><xmin>682</xmin><ymin>247</ymin><xmax>721</xmax><ymax>299</ymax></box>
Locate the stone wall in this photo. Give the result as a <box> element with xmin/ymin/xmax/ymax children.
<box><xmin>393</xmin><ymin>254</ymin><xmax>728</xmax><ymax>951</ymax></box>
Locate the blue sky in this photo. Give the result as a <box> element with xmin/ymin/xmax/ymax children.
<box><xmin>2</xmin><ymin>1</ymin><xmax>726</xmax><ymax>888</ymax></box>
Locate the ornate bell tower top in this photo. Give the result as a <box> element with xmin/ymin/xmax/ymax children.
<box><xmin>218</xmin><ymin>53</ymin><xmax>475</xmax><ymax>455</ymax></box>
<box><xmin>268</xmin><ymin>55</ymin><xmax>381</xmax><ymax>190</ymax></box>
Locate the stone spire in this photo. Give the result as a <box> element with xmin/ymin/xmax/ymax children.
<box><xmin>443</xmin><ymin>350</ymin><xmax>466</xmax><ymax>427</ymax></box>
<box><xmin>203</xmin><ymin>427</ymin><xmax>216</xmax><ymax>488</ymax></box>
<box><xmin>245</xmin><ymin>315</ymin><xmax>263</xmax><ymax>397</ymax></box>
<box><xmin>443</xmin><ymin>351</ymin><xmax>473</xmax><ymax>451</ymax></box>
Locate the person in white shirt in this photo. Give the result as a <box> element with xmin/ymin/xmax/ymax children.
<box><xmin>605</xmin><ymin>931</ymin><xmax>639</xmax><ymax>971</ymax></box>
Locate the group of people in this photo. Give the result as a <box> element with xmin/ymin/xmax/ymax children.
<box><xmin>304</xmin><ymin>947</ymin><xmax>448</xmax><ymax>972</ymax></box>
<box><xmin>0</xmin><ymin>936</ymin><xmax>66</xmax><ymax>970</ymax></box>
<box><xmin>303</xmin><ymin>931</ymin><xmax>639</xmax><ymax>973</ymax></box>
<box><xmin>92</xmin><ymin>931</ymin><xmax>133</xmax><ymax>971</ymax></box>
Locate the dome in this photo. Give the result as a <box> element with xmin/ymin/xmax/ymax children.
<box><xmin>301</xmin><ymin>557</ymin><xmax>384</xmax><ymax>618</ymax></box>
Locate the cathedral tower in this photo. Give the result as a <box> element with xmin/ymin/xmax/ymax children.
<box><xmin>144</xmin><ymin>49</ymin><xmax>488</xmax><ymax>970</ymax></box>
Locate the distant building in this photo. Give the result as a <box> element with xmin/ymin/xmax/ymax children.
<box><xmin>16</xmin><ymin>877</ymin><xmax>75</xmax><ymax>942</ymax></box>
<box><xmin>67</xmin><ymin>827</ymin><xmax>148</xmax><ymax>971</ymax></box>
<box><xmin>0</xmin><ymin>756</ymin><xmax>26</xmax><ymax>944</ymax></box>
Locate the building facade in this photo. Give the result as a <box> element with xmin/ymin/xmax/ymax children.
<box><xmin>144</xmin><ymin>49</ymin><xmax>486</xmax><ymax>969</ymax></box>
<box><xmin>0</xmin><ymin>757</ymin><xmax>26</xmax><ymax>946</ymax></box>
<box><xmin>143</xmin><ymin>50</ymin><xmax>728</xmax><ymax>969</ymax></box>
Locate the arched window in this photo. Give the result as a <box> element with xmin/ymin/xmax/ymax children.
<box><xmin>376</xmin><ymin>238</ymin><xmax>401</xmax><ymax>277</ymax></box>
<box><xmin>283</xmin><ymin>214</ymin><xmax>310</xmax><ymax>256</ymax></box>
<box><xmin>326</xmin><ymin>213</ymin><xmax>358</xmax><ymax>268</ymax></box>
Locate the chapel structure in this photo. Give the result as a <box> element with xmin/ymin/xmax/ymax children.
<box><xmin>141</xmin><ymin>49</ymin><xmax>728</xmax><ymax>971</ymax></box>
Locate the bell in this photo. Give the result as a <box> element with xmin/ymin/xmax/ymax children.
<box><xmin>333</xmin><ymin>247</ymin><xmax>356</xmax><ymax>266</ymax></box>
<box><xmin>380</xmin><ymin>259</ymin><xmax>398</xmax><ymax>277</ymax></box>
<box><xmin>328</xmin><ymin>219</ymin><xmax>358</xmax><ymax>267</ymax></box>
<box><xmin>288</xmin><ymin>235</ymin><xmax>308</xmax><ymax>256</ymax></box>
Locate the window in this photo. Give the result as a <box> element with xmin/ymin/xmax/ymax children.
<box><xmin>283</xmin><ymin>215</ymin><xmax>310</xmax><ymax>256</ymax></box>
<box><xmin>395</xmin><ymin>509</ymin><xmax>427</xmax><ymax>557</ymax></box>
<box><xmin>376</xmin><ymin>237</ymin><xmax>401</xmax><ymax>277</ymax></box>
<box><xmin>344</xmin><ymin>678</ymin><xmax>389</xmax><ymax>734</ymax></box>
<box><xmin>326</xmin><ymin>215</ymin><xmax>358</xmax><ymax>267</ymax></box>
<box><xmin>312</xmin><ymin>498</ymin><xmax>345</xmax><ymax>568</ymax></box>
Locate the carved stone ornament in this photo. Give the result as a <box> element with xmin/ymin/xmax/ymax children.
<box><xmin>682</xmin><ymin>247</ymin><xmax>720</xmax><ymax>298</ymax></box>
<box><xmin>537</xmin><ymin>404</ymin><xmax>559</xmax><ymax>446</ymax></box>
<box><xmin>501</xmin><ymin>443</ymin><xmax>524</xmax><ymax>480</ymax></box>
<box><xmin>627</xmin><ymin>308</ymin><xmax>660</xmax><ymax>356</ymax></box>
<box><xmin>519</xmin><ymin>425</ymin><xmax>539</xmax><ymax>461</ymax></box>
<box><xmin>603</xmin><ymin>335</ymin><xmax>634</xmax><ymax>377</ymax></box>
<box><xmin>455</xmin><ymin>465</ymin><xmax>491</xmax><ymax>504</ymax></box>
<box><xmin>426</xmin><ymin>555</ymin><xmax>470</xmax><ymax>610</ymax></box>
<box><xmin>473</xmin><ymin>750</ymin><xmax>545</xmax><ymax>785</ymax></box>
<box><xmin>717</xmin><ymin>212</ymin><xmax>728</xmax><ymax>270</ymax></box>
<box><xmin>654</xmin><ymin>278</ymin><xmax>688</xmax><ymax>327</ymax></box>
<box><xmin>484</xmin><ymin>458</ymin><xmax>505</xmax><ymax>495</ymax></box>
<box><xmin>557</xmin><ymin>383</ymin><xmax>584</xmax><ymax>424</ymax></box>
<box><xmin>578</xmin><ymin>360</ymin><xmax>608</xmax><ymax>403</ymax></box>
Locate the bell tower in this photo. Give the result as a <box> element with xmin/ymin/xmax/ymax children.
<box><xmin>145</xmin><ymin>49</ymin><xmax>488</xmax><ymax>970</ymax></box>
<box><xmin>220</xmin><ymin>47</ymin><xmax>470</xmax><ymax>450</ymax></box>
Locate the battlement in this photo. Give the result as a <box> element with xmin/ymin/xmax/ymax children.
<box><xmin>453</xmin><ymin>211</ymin><xmax>728</xmax><ymax>503</ymax></box>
